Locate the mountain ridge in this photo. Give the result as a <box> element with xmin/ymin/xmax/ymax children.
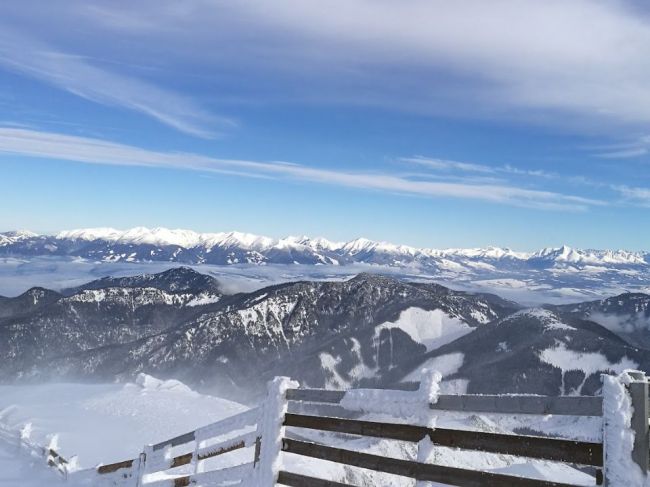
<box><xmin>1</xmin><ymin>227</ymin><xmax>648</xmax><ymax>267</ymax></box>
<box><xmin>0</xmin><ymin>266</ymin><xmax>648</xmax><ymax>401</ymax></box>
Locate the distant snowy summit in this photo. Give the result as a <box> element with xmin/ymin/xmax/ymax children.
<box><xmin>0</xmin><ymin>226</ymin><xmax>648</xmax><ymax>268</ymax></box>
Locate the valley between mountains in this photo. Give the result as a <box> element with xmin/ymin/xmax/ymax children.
<box><xmin>1</xmin><ymin>266</ymin><xmax>647</xmax><ymax>402</ymax></box>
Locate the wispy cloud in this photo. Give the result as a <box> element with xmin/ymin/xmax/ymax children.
<box><xmin>4</xmin><ymin>1</ymin><xmax>650</xmax><ymax>135</ymax></box>
<box><xmin>0</xmin><ymin>128</ymin><xmax>604</xmax><ymax>211</ymax></box>
<box><xmin>595</xmin><ymin>135</ymin><xmax>650</xmax><ymax>159</ymax></box>
<box><xmin>614</xmin><ymin>185</ymin><xmax>650</xmax><ymax>206</ymax></box>
<box><xmin>402</xmin><ymin>156</ymin><xmax>558</xmax><ymax>179</ymax></box>
<box><xmin>401</xmin><ymin>157</ymin><xmax>495</xmax><ymax>174</ymax></box>
<box><xmin>146</xmin><ymin>0</ymin><xmax>650</xmax><ymax>132</ymax></box>
<box><xmin>0</xmin><ymin>27</ymin><xmax>231</xmax><ymax>138</ymax></box>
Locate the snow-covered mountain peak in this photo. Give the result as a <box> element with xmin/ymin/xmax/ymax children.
<box><xmin>0</xmin><ymin>230</ymin><xmax>40</xmax><ymax>246</ymax></box>
<box><xmin>56</xmin><ymin>227</ymin><xmax>123</xmax><ymax>242</ymax></box>
<box><xmin>4</xmin><ymin>230</ymin><xmax>39</xmax><ymax>239</ymax></box>
<box><xmin>230</xmin><ymin>231</ymin><xmax>274</xmax><ymax>248</ymax></box>
<box><xmin>441</xmin><ymin>246</ymin><xmax>530</xmax><ymax>260</ymax></box>
<box><xmin>534</xmin><ymin>245</ymin><xmax>578</xmax><ymax>260</ymax></box>
<box><xmin>341</xmin><ymin>237</ymin><xmax>377</xmax><ymax>254</ymax></box>
<box><xmin>3</xmin><ymin>226</ymin><xmax>649</xmax><ymax>272</ymax></box>
<box><xmin>281</xmin><ymin>235</ymin><xmax>344</xmax><ymax>251</ymax></box>
<box><xmin>530</xmin><ymin>245</ymin><xmax>647</xmax><ymax>266</ymax></box>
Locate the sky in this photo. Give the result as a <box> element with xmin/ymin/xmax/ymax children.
<box><xmin>0</xmin><ymin>0</ymin><xmax>650</xmax><ymax>251</ymax></box>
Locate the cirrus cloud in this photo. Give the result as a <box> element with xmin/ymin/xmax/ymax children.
<box><xmin>0</xmin><ymin>127</ymin><xmax>604</xmax><ymax>211</ymax></box>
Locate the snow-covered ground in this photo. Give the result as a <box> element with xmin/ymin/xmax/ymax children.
<box><xmin>0</xmin><ymin>375</ymin><xmax>246</xmax><ymax>473</ymax></box>
<box><xmin>0</xmin><ymin>441</ymin><xmax>66</xmax><ymax>487</ymax></box>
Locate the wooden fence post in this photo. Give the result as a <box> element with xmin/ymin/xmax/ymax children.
<box><xmin>627</xmin><ymin>371</ymin><xmax>649</xmax><ymax>474</ymax></box>
<box><xmin>139</xmin><ymin>444</ymin><xmax>165</xmax><ymax>485</ymax></box>
<box><xmin>134</xmin><ymin>451</ymin><xmax>146</xmax><ymax>487</ymax></box>
<box><xmin>415</xmin><ymin>369</ymin><xmax>442</xmax><ymax>487</ymax></box>
<box><xmin>602</xmin><ymin>370</ymin><xmax>650</xmax><ymax>485</ymax></box>
<box><xmin>252</xmin><ymin>377</ymin><xmax>299</xmax><ymax>486</ymax></box>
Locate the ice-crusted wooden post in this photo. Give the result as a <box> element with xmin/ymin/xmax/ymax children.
<box><xmin>251</xmin><ymin>376</ymin><xmax>299</xmax><ymax>486</ymax></box>
<box><xmin>138</xmin><ymin>443</ymin><xmax>170</xmax><ymax>486</ymax></box>
<box><xmin>602</xmin><ymin>370</ymin><xmax>650</xmax><ymax>486</ymax></box>
<box><xmin>415</xmin><ymin>370</ymin><xmax>442</xmax><ymax>487</ymax></box>
<box><xmin>133</xmin><ymin>451</ymin><xmax>146</xmax><ymax>487</ymax></box>
<box><xmin>627</xmin><ymin>371</ymin><xmax>649</xmax><ymax>474</ymax></box>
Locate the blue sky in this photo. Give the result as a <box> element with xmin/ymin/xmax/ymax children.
<box><xmin>1</xmin><ymin>0</ymin><xmax>650</xmax><ymax>250</ymax></box>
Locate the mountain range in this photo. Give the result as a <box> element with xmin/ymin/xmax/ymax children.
<box><xmin>1</xmin><ymin>227</ymin><xmax>648</xmax><ymax>267</ymax></box>
<box><xmin>3</xmin><ymin>227</ymin><xmax>649</xmax><ymax>305</ymax></box>
<box><xmin>0</xmin><ymin>266</ymin><xmax>647</xmax><ymax>401</ymax></box>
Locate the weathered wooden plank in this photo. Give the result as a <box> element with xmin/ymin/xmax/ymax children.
<box><xmin>284</xmin><ymin>413</ymin><xmax>602</xmax><ymax>466</ymax></box>
<box><xmin>168</xmin><ymin>434</ymin><xmax>254</xmax><ymax>469</ymax></box>
<box><xmin>288</xmin><ymin>401</ymin><xmax>358</xmax><ymax>419</ymax></box>
<box><xmin>287</xmin><ymin>388</ymin><xmax>603</xmax><ymax>416</ymax></box>
<box><xmin>431</xmin><ymin>394</ymin><xmax>603</xmax><ymax>417</ymax></box>
<box><xmin>97</xmin><ymin>458</ymin><xmax>135</xmax><ymax>474</ymax></box>
<box><xmin>281</xmin><ymin>439</ymin><xmax>584</xmax><ymax>487</ymax></box>
<box><xmin>199</xmin><ymin>439</ymin><xmax>245</xmax><ymax>461</ymax></box>
<box><xmin>171</xmin><ymin>452</ymin><xmax>193</xmax><ymax>469</ymax></box>
<box><xmin>287</xmin><ymin>389</ymin><xmax>346</xmax><ymax>404</ymax></box>
<box><xmin>173</xmin><ymin>476</ymin><xmax>190</xmax><ymax>487</ymax></box>
<box><xmin>198</xmin><ymin>430</ymin><xmax>258</xmax><ymax>459</ymax></box>
<box><xmin>278</xmin><ymin>470</ymin><xmax>354</xmax><ymax>486</ymax></box>
<box><xmin>152</xmin><ymin>430</ymin><xmax>195</xmax><ymax>451</ymax></box>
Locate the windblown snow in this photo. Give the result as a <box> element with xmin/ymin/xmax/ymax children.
<box><xmin>0</xmin><ymin>374</ymin><xmax>245</xmax><ymax>468</ymax></box>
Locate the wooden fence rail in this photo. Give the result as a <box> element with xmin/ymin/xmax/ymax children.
<box><xmin>279</xmin><ymin>439</ymin><xmax>582</xmax><ymax>487</ymax></box>
<box><xmin>283</xmin><ymin>413</ymin><xmax>603</xmax><ymax>466</ymax></box>
<box><xmin>286</xmin><ymin>388</ymin><xmax>604</xmax><ymax>416</ymax></box>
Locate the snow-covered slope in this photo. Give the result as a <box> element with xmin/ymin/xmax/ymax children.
<box><xmin>410</xmin><ymin>307</ymin><xmax>649</xmax><ymax>396</ymax></box>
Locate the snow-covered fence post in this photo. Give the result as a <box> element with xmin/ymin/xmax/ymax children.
<box><xmin>628</xmin><ymin>371</ymin><xmax>650</xmax><ymax>474</ymax></box>
<box><xmin>415</xmin><ymin>369</ymin><xmax>442</xmax><ymax>487</ymax></box>
<box><xmin>602</xmin><ymin>370</ymin><xmax>650</xmax><ymax>485</ymax></box>
<box><xmin>133</xmin><ymin>451</ymin><xmax>146</xmax><ymax>487</ymax></box>
<box><xmin>251</xmin><ymin>376</ymin><xmax>299</xmax><ymax>486</ymax></box>
<box><xmin>138</xmin><ymin>443</ymin><xmax>171</xmax><ymax>485</ymax></box>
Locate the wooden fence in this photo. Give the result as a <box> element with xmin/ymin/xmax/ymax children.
<box><xmin>279</xmin><ymin>389</ymin><xmax>604</xmax><ymax>486</ymax></box>
<box><xmin>25</xmin><ymin>371</ymin><xmax>650</xmax><ymax>486</ymax></box>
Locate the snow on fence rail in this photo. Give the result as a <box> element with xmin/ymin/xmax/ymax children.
<box><xmin>34</xmin><ymin>370</ymin><xmax>650</xmax><ymax>486</ymax></box>
<box><xmin>93</xmin><ymin>405</ymin><xmax>263</xmax><ymax>486</ymax></box>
